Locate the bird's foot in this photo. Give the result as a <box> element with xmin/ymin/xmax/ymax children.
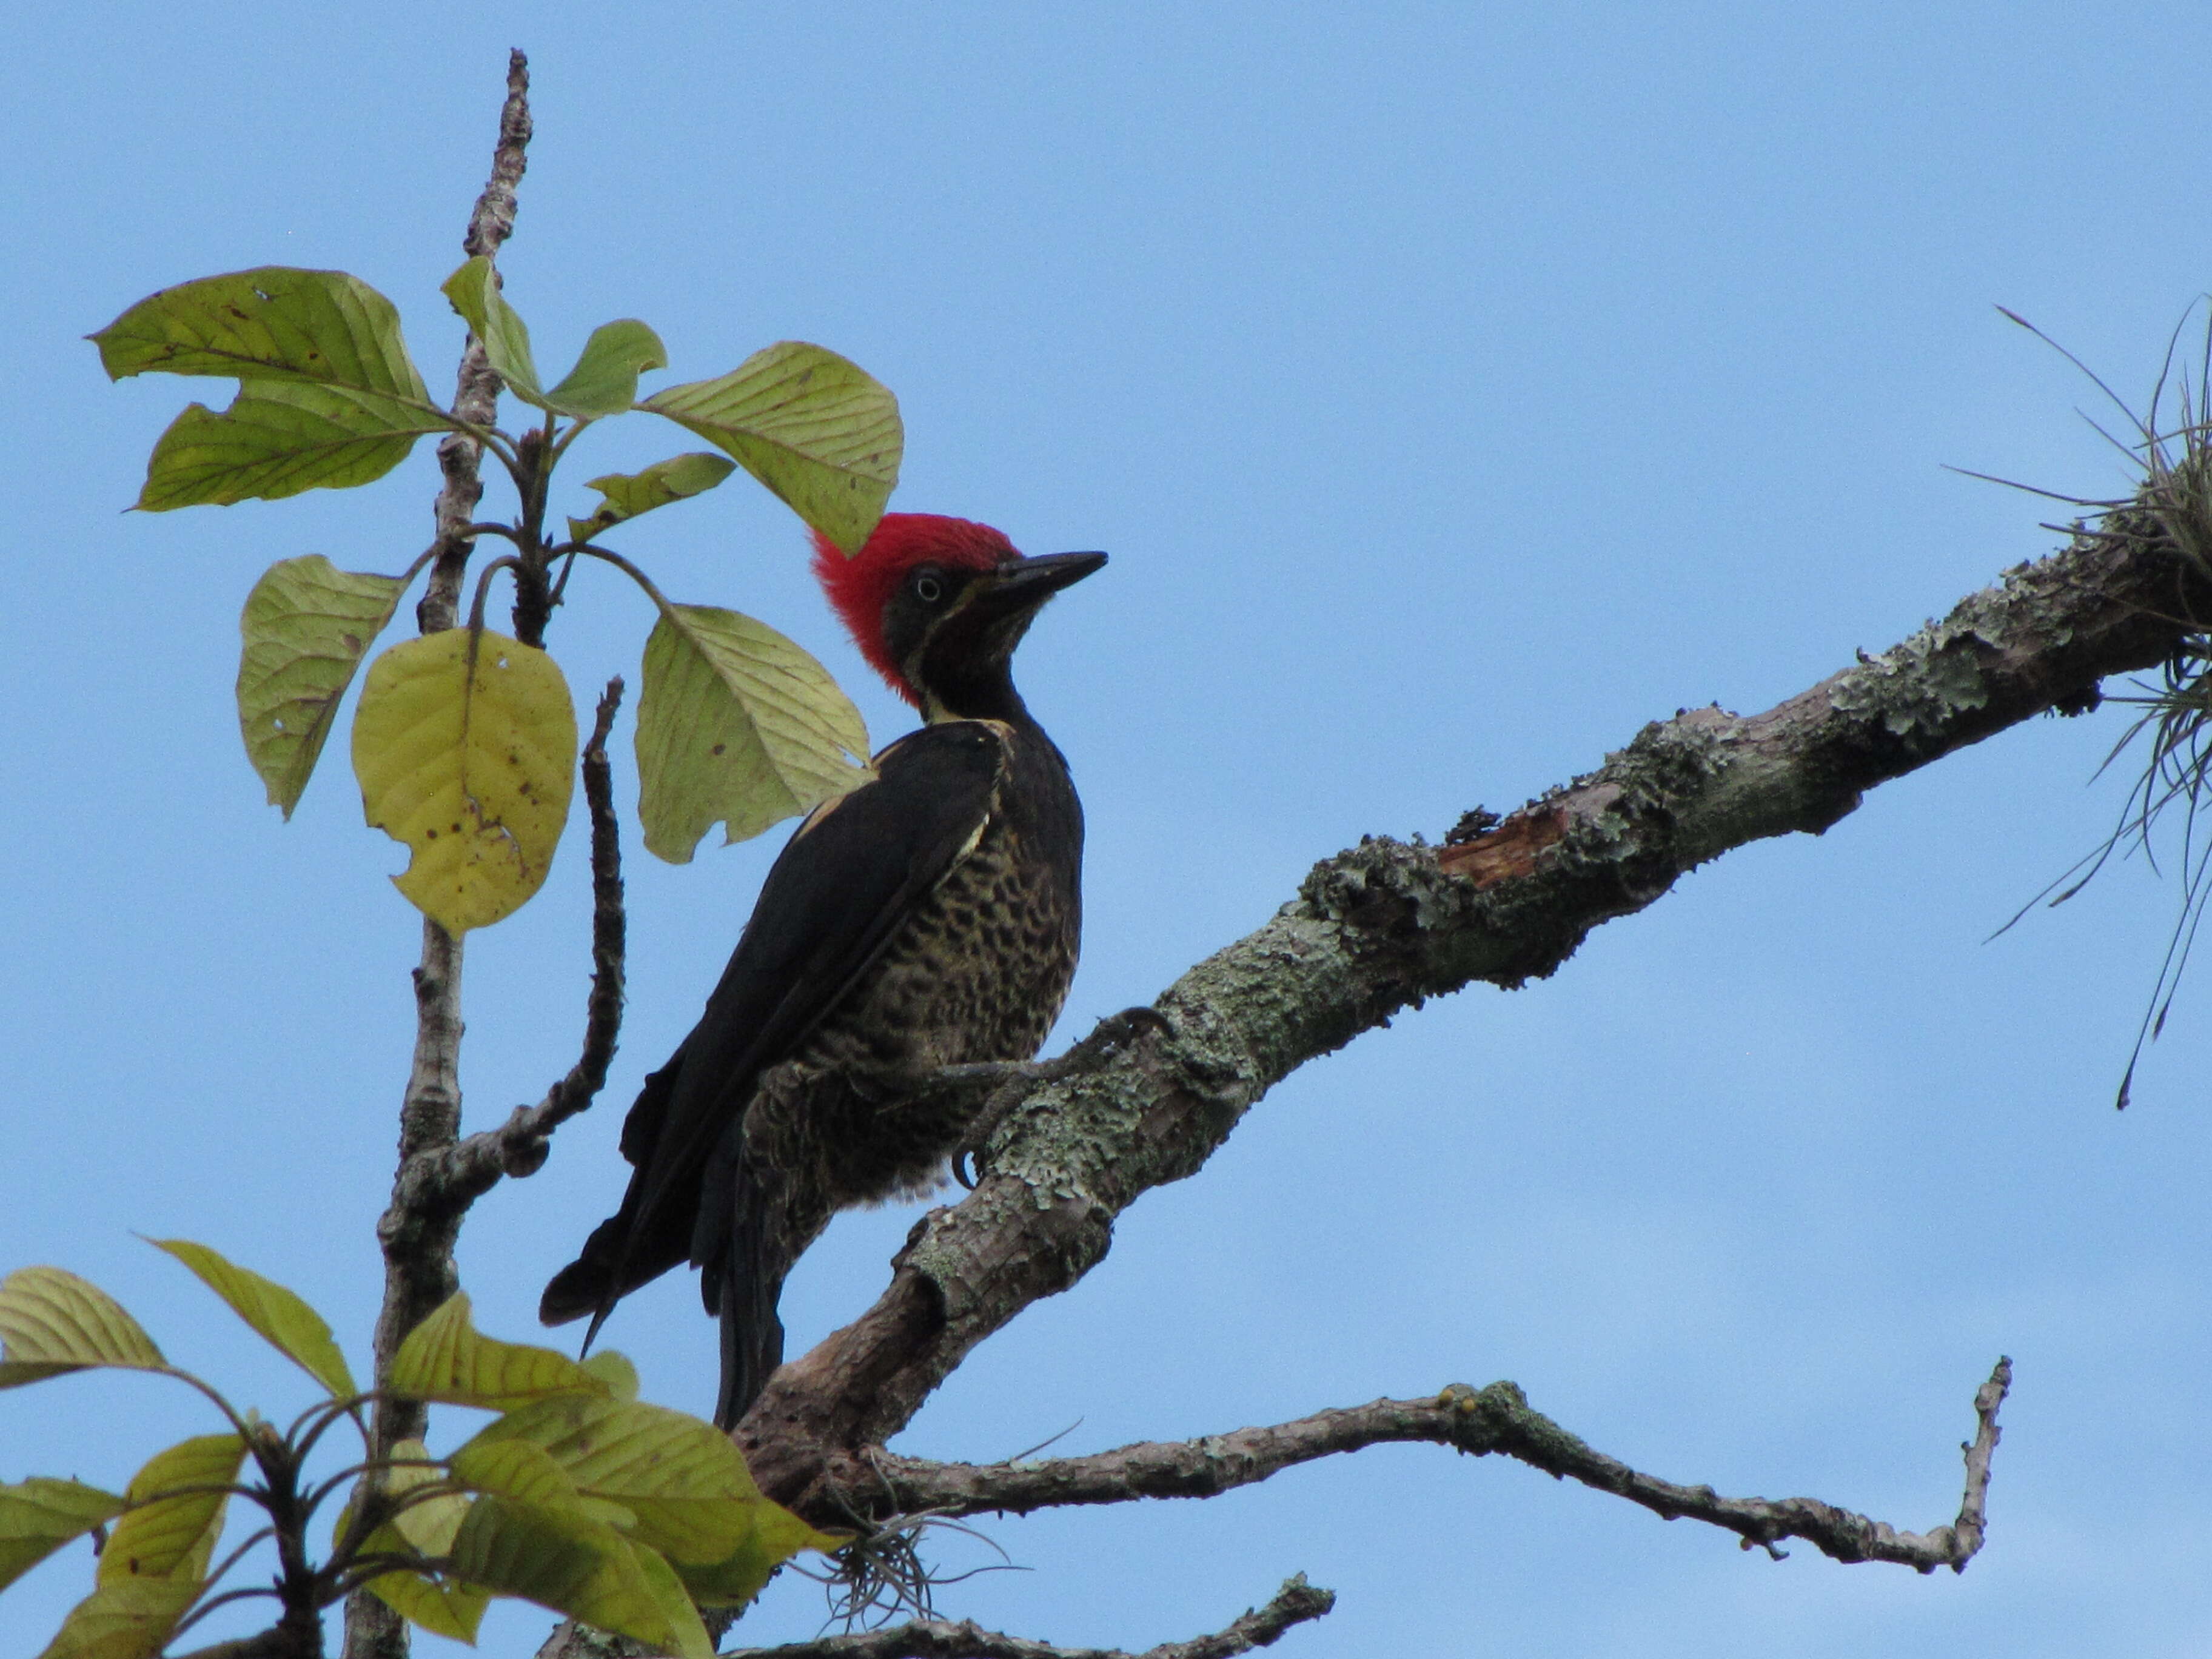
<box><xmin>947</xmin><ymin>1005</ymin><xmax>1174</xmax><ymax>1188</ymax></box>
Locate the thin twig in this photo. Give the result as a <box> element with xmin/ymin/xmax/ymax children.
<box><xmin>717</xmin><ymin>1575</ymin><xmax>1334</xmax><ymax>1659</ymax></box>
<box><xmin>432</xmin><ymin>675</ymin><xmax>629</xmax><ymax>1198</ymax></box>
<box><xmin>834</xmin><ymin>1364</ymin><xmax>2008</xmax><ymax>1574</ymax></box>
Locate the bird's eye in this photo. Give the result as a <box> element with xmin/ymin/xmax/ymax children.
<box><xmin>912</xmin><ymin>570</ymin><xmax>947</xmax><ymax>605</ymax></box>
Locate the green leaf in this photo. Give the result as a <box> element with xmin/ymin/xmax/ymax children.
<box><xmin>464</xmin><ymin>1395</ymin><xmax>759</xmax><ymax>1564</ymax></box>
<box><xmin>91</xmin><ymin>267</ymin><xmax>431</xmax><ymax>402</ymax></box>
<box><xmin>362</xmin><ymin>1559</ymin><xmax>490</xmax><ymax>1646</ymax></box>
<box><xmin>136</xmin><ymin>380</ymin><xmax>449</xmax><ymax>509</ymax></box>
<box><xmin>34</xmin><ymin>1577</ymin><xmax>199</xmax><ymax>1659</ymax></box>
<box><xmin>641</xmin><ymin>341</ymin><xmax>902</xmax><ymax>554</ymax></box>
<box><xmin>146</xmin><ymin>1238</ymin><xmax>355</xmax><ymax>1397</ymax></box>
<box><xmin>635</xmin><ymin>603</ymin><xmax>871</xmax><ymax>863</ymax></box>
<box><xmin>565</xmin><ymin>452</ymin><xmax>736</xmax><ymax>542</ymax></box>
<box><xmin>350</xmin><ymin>629</ymin><xmax>579</xmax><ymax>933</ymax></box>
<box><xmin>446</xmin><ymin>1497</ymin><xmax>711</xmax><ymax>1659</ymax></box>
<box><xmin>545</xmin><ymin>319</ymin><xmax>669</xmax><ymax>418</ymax></box>
<box><xmin>0</xmin><ymin>1480</ymin><xmax>126</xmax><ymax>1594</ymax></box>
<box><xmin>441</xmin><ymin>255</ymin><xmax>545</xmax><ymax>406</ymax></box>
<box><xmin>93</xmin><ymin>267</ymin><xmax>448</xmax><ymax>509</ymax></box>
<box><xmin>466</xmin><ymin>1393</ymin><xmax>840</xmax><ymax>1609</ymax></box>
<box><xmin>671</xmin><ymin>1497</ymin><xmax>839</xmax><ymax>1610</ymax></box>
<box><xmin>343</xmin><ymin>1438</ymin><xmax>489</xmax><ymax>1644</ymax></box>
<box><xmin>100</xmin><ymin>1435</ymin><xmax>244</xmax><ymax>1587</ymax></box>
<box><xmin>0</xmin><ymin>1269</ymin><xmax>164</xmax><ymax>1374</ymax></box>
<box><xmin>387</xmin><ymin>1293</ymin><xmax>607</xmax><ymax>1409</ymax></box>
<box><xmin>449</xmin><ymin>1437</ymin><xmax>588</xmax><ymax>1511</ymax></box>
<box><xmin>0</xmin><ymin>1363</ymin><xmax>92</xmax><ymax>1390</ymax></box>
<box><xmin>236</xmin><ymin>556</ymin><xmax>411</xmax><ymax>817</ymax></box>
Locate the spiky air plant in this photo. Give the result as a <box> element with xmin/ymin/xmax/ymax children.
<box><xmin>1970</xmin><ymin>305</ymin><xmax>2212</xmax><ymax>1105</ymax></box>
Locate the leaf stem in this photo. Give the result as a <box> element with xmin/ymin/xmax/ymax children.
<box><xmin>466</xmin><ymin>555</ymin><xmax>521</xmax><ymax>635</ymax></box>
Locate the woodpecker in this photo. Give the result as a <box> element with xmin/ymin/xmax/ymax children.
<box><xmin>541</xmin><ymin>514</ymin><xmax>1104</xmax><ymax>1428</ymax></box>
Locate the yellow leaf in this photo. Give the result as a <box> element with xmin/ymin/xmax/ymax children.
<box><xmin>351</xmin><ymin>629</ymin><xmax>578</xmax><ymax>933</ymax></box>
<box><xmin>578</xmin><ymin>1350</ymin><xmax>640</xmax><ymax>1401</ymax></box>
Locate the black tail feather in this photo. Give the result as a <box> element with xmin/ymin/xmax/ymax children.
<box><xmin>712</xmin><ymin>1147</ymin><xmax>791</xmax><ymax>1430</ymax></box>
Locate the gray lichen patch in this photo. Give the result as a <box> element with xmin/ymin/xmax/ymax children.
<box><xmin>1829</xmin><ymin>618</ymin><xmax>1995</xmax><ymax>742</ymax></box>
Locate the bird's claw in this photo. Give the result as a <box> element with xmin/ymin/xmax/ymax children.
<box><xmin>948</xmin><ymin>1006</ymin><xmax>1170</xmax><ymax>1188</ymax></box>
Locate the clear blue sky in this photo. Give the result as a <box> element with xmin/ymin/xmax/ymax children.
<box><xmin>5</xmin><ymin>5</ymin><xmax>2211</xmax><ymax>1655</ymax></box>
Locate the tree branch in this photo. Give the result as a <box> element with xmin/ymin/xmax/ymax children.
<box><xmin>833</xmin><ymin>1360</ymin><xmax>2008</xmax><ymax>1573</ymax></box>
<box><xmin>416</xmin><ymin>47</ymin><xmax>530</xmax><ymax>638</ymax></box>
<box><xmin>711</xmin><ymin>1575</ymin><xmax>1333</xmax><ymax>1659</ymax></box>
<box><xmin>346</xmin><ymin>49</ymin><xmax>532</xmax><ymax>1659</ymax></box>
<box><xmin>173</xmin><ymin>1629</ymin><xmax>318</xmax><ymax>1659</ymax></box>
<box><xmin>737</xmin><ymin>499</ymin><xmax>2200</xmax><ymax>1520</ymax></box>
<box><xmin>426</xmin><ymin>674</ymin><xmax>628</xmax><ymax>1201</ymax></box>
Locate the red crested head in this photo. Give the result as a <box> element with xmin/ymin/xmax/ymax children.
<box><xmin>811</xmin><ymin>514</ymin><xmax>1018</xmax><ymax>705</ymax></box>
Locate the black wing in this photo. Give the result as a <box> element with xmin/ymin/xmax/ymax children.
<box><xmin>540</xmin><ymin>721</ymin><xmax>1006</xmax><ymax>1329</ymax></box>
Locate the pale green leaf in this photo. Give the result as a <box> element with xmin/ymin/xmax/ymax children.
<box><xmin>441</xmin><ymin>256</ymin><xmax>545</xmax><ymax>406</ymax></box>
<box><xmin>34</xmin><ymin>1577</ymin><xmax>199</xmax><ymax>1659</ymax></box>
<box><xmin>147</xmin><ymin>1238</ymin><xmax>355</xmax><ymax>1397</ymax></box>
<box><xmin>100</xmin><ymin>1434</ymin><xmax>244</xmax><ymax>1587</ymax></box>
<box><xmin>671</xmin><ymin>1497</ymin><xmax>842</xmax><ymax>1610</ymax></box>
<box><xmin>636</xmin><ymin>604</ymin><xmax>871</xmax><ymax>863</ymax></box>
<box><xmin>545</xmin><ymin>318</ymin><xmax>668</xmax><ymax>418</ymax></box>
<box><xmin>578</xmin><ymin>1350</ymin><xmax>640</xmax><ymax>1402</ymax></box>
<box><xmin>565</xmin><ymin>452</ymin><xmax>736</xmax><ymax>542</ymax></box>
<box><xmin>136</xmin><ymin>381</ymin><xmax>447</xmax><ymax>509</ymax></box>
<box><xmin>375</xmin><ymin>1439</ymin><xmax>469</xmax><ymax>1558</ymax></box>
<box><xmin>236</xmin><ymin>556</ymin><xmax>410</xmax><ymax>817</ymax></box>
<box><xmin>629</xmin><ymin>1538</ymin><xmax>714</xmax><ymax>1653</ymax></box>
<box><xmin>446</xmin><ymin>1498</ymin><xmax>710</xmax><ymax>1659</ymax></box>
<box><xmin>387</xmin><ymin>1293</ymin><xmax>606</xmax><ymax>1409</ymax></box>
<box><xmin>90</xmin><ymin>267</ymin><xmax>431</xmax><ymax>403</ymax></box>
<box><xmin>0</xmin><ymin>1269</ymin><xmax>164</xmax><ymax>1372</ymax></box>
<box><xmin>641</xmin><ymin>341</ymin><xmax>902</xmax><ymax>553</ymax></box>
<box><xmin>351</xmin><ymin>629</ymin><xmax>578</xmax><ymax>933</ymax></box>
<box><xmin>362</xmin><ymin>1561</ymin><xmax>491</xmax><ymax>1645</ymax></box>
<box><xmin>0</xmin><ymin>1480</ymin><xmax>126</xmax><ymax>1594</ymax></box>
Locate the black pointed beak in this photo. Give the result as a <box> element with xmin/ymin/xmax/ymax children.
<box><xmin>980</xmin><ymin>550</ymin><xmax>1108</xmax><ymax>614</ymax></box>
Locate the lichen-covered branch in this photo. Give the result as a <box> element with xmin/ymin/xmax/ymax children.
<box><xmin>345</xmin><ymin>50</ymin><xmax>532</xmax><ymax>1659</ymax></box>
<box><xmin>713</xmin><ymin>1575</ymin><xmax>1334</xmax><ymax>1659</ymax></box>
<box><xmin>837</xmin><ymin>1362</ymin><xmax>2008</xmax><ymax>1573</ymax></box>
<box><xmin>738</xmin><ymin>503</ymin><xmax>2200</xmax><ymax>1518</ymax></box>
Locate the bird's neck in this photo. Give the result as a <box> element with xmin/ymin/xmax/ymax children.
<box><xmin>918</xmin><ymin>661</ymin><xmax>1036</xmax><ymax>730</ymax></box>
